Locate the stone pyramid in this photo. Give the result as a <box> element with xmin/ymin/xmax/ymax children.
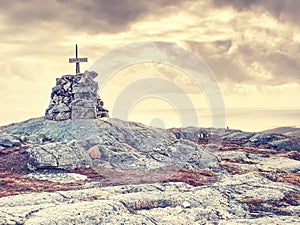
<box><xmin>45</xmin><ymin>70</ymin><xmax>109</xmax><ymax>121</ymax></box>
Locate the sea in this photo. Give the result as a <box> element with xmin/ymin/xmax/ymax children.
<box><xmin>127</xmin><ymin>108</ymin><xmax>300</xmax><ymax>132</ymax></box>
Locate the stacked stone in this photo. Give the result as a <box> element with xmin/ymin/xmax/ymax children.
<box><xmin>45</xmin><ymin>71</ymin><xmax>108</xmax><ymax>121</ymax></box>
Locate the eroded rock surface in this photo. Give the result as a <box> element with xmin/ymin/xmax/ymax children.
<box><xmin>0</xmin><ymin>174</ymin><xmax>299</xmax><ymax>224</ymax></box>
<box><xmin>1</xmin><ymin>118</ymin><xmax>221</xmax><ymax>171</ymax></box>
<box><xmin>0</xmin><ymin>117</ymin><xmax>300</xmax><ymax>224</ymax></box>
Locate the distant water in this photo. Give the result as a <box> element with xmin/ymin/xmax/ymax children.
<box><xmin>223</xmin><ymin>108</ymin><xmax>300</xmax><ymax>132</ymax></box>
<box><xmin>128</xmin><ymin>108</ymin><xmax>300</xmax><ymax>132</ymax></box>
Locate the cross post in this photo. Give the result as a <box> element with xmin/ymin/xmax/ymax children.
<box><xmin>69</xmin><ymin>44</ymin><xmax>88</xmax><ymax>75</ymax></box>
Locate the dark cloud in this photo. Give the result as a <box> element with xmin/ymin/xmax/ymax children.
<box><xmin>0</xmin><ymin>0</ymin><xmax>146</xmax><ymax>33</ymax></box>
<box><xmin>211</xmin><ymin>0</ymin><xmax>259</xmax><ymax>10</ymax></box>
<box><xmin>184</xmin><ymin>40</ymin><xmax>252</xmax><ymax>83</ymax></box>
<box><xmin>264</xmin><ymin>52</ymin><xmax>300</xmax><ymax>85</ymax></box>
<box><xmin>233</xmin><ymin>44</ymin><xmax>300</xmax><ymax>85</ymax></box>
<box><xmin>185</xmin><ymin>40</ymin><xmax>300</xmax><ymax>85</ymax></box>
<box><xmin>212</xmin><ymin>0</ymin><xmax>300</xmax><ymax>25</ymax></box>
<box><xmin>185</xmin><ymin>40</ymin><xmax>232</xmax><ymax>56</ymax></box>
<box><xmin>0</xmin><ymin>0</ymin><xmax>187</xmax><ymax>34</ymax></box>
<box><xmin>210</xmin><ymin>40</ymin><xmax>232</xmax><ymax>55</ymax></box>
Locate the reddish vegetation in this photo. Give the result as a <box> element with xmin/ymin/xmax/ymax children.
<box><xmin>72</xmin><ymin>166</ymin><xmax>218</xmax><ymax>187</ymax></box>
<box><xmin>209</xmin><ymin>138</ymin><xmax>300</xmax><ymax>161</ymax></box>
<box><xmin>198</xmin><ymin>137</ymin><xmax>300</xmax><ymax>188</ymax></box>
<box><xmin>273</xmin><ymin>151</ymin><xmax>300</xmax><ymax>161</ymax></box>
<box><xmin>260</xmin><ymin>171</ymin><xmax>300</xmax><ymax>187</ymax></box>
<box><xmin>197</xmin><ymin>138</ymin><xmax>208</xmax><ymax>145</ymax></box>
<box><xmin>221</xmin><ymin>158</ymin><xmax>255</xmax><ymax>165</ymax></box>
<box><xmin>162</xmin><ymin>167</ymin><xmax>217</xmax><ymax>186</ymax></box>
<box><xmin>238</xmin><ymin>192</ymin><xmax>300</xmax><ymax>216</ymax></box>
<box><xmin>0</xmin><ymin>171</ymin><xmax>84</xmax><ymax>197</ymax></box>
<box><xmin>0</xmin><ymin>144</ymin><xmax>218</xmax><ymax>197</ymax></box>
<box><xmin>218</xmin><ymin>143</ymin><xmax>273</xmax><ymax>156</ymax></box>
<box><xmin>0</xmin><ymin>135</ymin><xmax>299</xmax><ymax>198</ymax></box>
<box><xmin>71</xmin><ymin>167</ymin><xmax>105</xmax><ymax>179</ymax></box>
<box><xmin>0</xmin><ymin>147</ymin><xmax>29</xmax><ymax>174</ymax></box>
<box><xmin>283</xmin><ymin>192</ymin><xmax>300</xmax><ymax>206</ymax></box>
<box><xmin>219</xmin><ymin>164</ymin><xmax>248</xmax><ymax>175</ymax></box>
<box><xmin>78</xmin><ymin>194</ymin><xmax>106</xmax><ymax>201</ymax></box>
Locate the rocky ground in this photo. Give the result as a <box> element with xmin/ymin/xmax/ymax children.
<box><xmin>0</xmin><ymin>117</ymin><xmax>299</xmax><ymax>224</ymax></box>
<box><xmin>263</xmin><ymin>126</ymin><xmax>300</xmax><ymax>138</ymax></box>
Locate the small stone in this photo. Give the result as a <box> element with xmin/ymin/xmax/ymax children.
<box><xmin>20</xmin><ymin>135</ymin><xmax>27</xmax><ymax>143</ymax></box>
<box><xmin>55</xmin><ymin>112</ymin><xmax>71</xmax><ymax>121</ymax></box>
<box><xmin>63</xmin><ymin>82</ymin><xmax>71</xmax><ymax>91</ymax></box>
<box><xmin>63</xmin><ymin>97</ymin><xmax>71</xmax><ymax>104</ymax></box>
<box><xmin>87</xmin><ymin>145</ymin><xmax>101</xmax><ymax>159</ymax></box>
<box><xmin>71</xmin><ymin>99</ymin><xmax>95</xmax><ymax>108</ymax></box>
<box><xmin>52</xmin><ymin>95</ymin><xmax>59</xmax><ymax>104</ymax></box>
<box><xmin>50</xmin><ymin>103</ymin><xmax>70</xmax><ymax>113</ymax></box>
<box><xmin>181</xmin><ymin>201</ymin><xmax>191</xmax><ymax>208</ymax></box>
<box><xmin>97</xmin><ymin>110</ymin><xmax>109</xmax><ymax>118</ymax></box>
<box><xmin>84</xmin><ymin>70</ymin><xmax>98</xmax><ymax>79</ymax></box>
<box><xmin>74</xmin><ymin>92</ymin><xmax>97</xmax><ymax>101</ymax></box>
<box><xmin>72</xmin><ymin>106</ymin><xmax>97</xmax><ymax>119</ymax></box>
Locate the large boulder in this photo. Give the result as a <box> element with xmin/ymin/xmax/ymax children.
<box><xmin>26</xmin><ymin>141</ymin><xmax>92</xmax><ymax>171</ymax></box>
<box><xmin>248</xmin><ymin>133</ymin><xmax>286</xmax><ymax>146</ymax></box>
<box><xmin>269</xmin><ymin>138</ymin><xmax>300</xmax><ymax>151</ymax></box>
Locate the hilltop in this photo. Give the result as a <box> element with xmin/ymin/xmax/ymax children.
<box><xmin>263</xmin><ymin>126</ymin><xmax>300</xmax><ymax>138</ymax></box>
<box><xmin>0</xmin><ymin>117</ymin><xmax>299</xmax><ymax>224</ymax></box>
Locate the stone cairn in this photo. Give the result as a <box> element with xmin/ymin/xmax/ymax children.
<box><xmin>45</xmin><ymin>70</ymin><xmax>109</xmax><ymax>121</ymax></box>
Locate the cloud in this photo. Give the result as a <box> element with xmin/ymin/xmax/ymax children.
<box><xmin>211</xmin><ymin>0</ymin><xmax>259</xmax><ymax>10</ymax></box>
<box><xmin>184</xmin><ymin>38</ymin><xmax>300</xmax><ymax>86</ymax></box>
<box><xmin>211</xmin><ymin>0</ymin><xmax>300</xmax><ymax>24</ymax></box>
<box><xmin>264</xmin><ymin>52</ymin><xmax>300</xmax><ymax>85</ymax></box>
<box><xmin>0</xmin><ymin>0</ymin><xmax>299</xmax><ymax>107</ymax></box>
<box><xmin>0</xmin><ymin>0</ymin><xmax>188</xmax><ymax>34</ymax></box>
<box><xmin>184</xmin><ymin>40</ymin><xmax>252</xmax><ymax>83</ymax></box>
<box><xmin>1</xmin><ymin>0</ymin><xmax>298</xmax><ymax>87</ymax></box>
<box><xmin>232</xmin><ymin>42</ymin><xmax>300</xmax><ymax>85</ymax></box>
<box><xmin>0</xmin><ymin>0</ymin><xmax>144</xmax><ymax>33</ymax></box>
<box><xmin>186</xmin><ymin>40</ymin><xmax>232</xmax><ymax>56</ymax></box>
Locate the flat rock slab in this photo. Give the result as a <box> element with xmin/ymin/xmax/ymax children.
<box><xmin>258</xmin><ymin>157</ymin><xmax>300</xmax><ymax>173</ymax></box>
<box><xmin>24</xmin><ymin>172</ymin><xmax>88</xmax><ymax>183</ymax></box>
<box><xmin>0</xmin><ymin>174</ymin><xmax>299</xmax><ymax>225</ymax></box>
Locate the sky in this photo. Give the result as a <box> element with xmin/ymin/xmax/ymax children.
<box><xmin>0</xmin><ymin>0</ymin><xmax>300</xmax><ymax>131</ymax></box>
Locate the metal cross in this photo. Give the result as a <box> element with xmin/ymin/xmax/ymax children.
<box><xmin>69</xmin><ymin>44</ymin><xmax>88</xmax><ymax>75</ymax></box>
